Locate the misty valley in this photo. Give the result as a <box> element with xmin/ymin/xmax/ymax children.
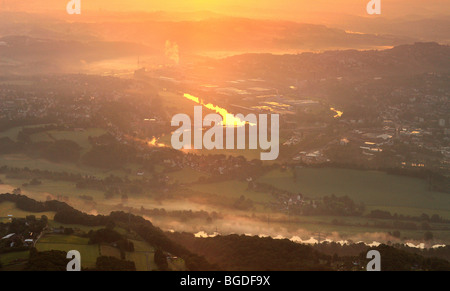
<box><xmin>0</xmin><ymin>1</ymin><xmax>449</xmax><ymax>272</ymax></box>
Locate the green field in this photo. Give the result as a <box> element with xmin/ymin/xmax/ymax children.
<box><xmin>34</xmin><ymin>233</ymin><xmax>158</xmax><ymax>271</ymax></box>
<box><xmin>1</xmin><ymin>214</ymin><xmax>158</xmax><ymax>271</ymax></box>
<box><xmin>36</xmin><ymin>128</ymin><xmax>106</xmax><ymax>153</ymax></box>
<box><xmin>0</xmin><ymin>154</ymin><xmax>129</xmax><ymax>178</ymax></box>
<box><xmin>167</xmin><ymin>168</ymin><xmax>208</xmax><ymax>184</ymax></box>
<box><xmin>17</xmin><ymin>127</ymin><xmax>106</xmax><ymax>151</ymax></box>
<box><xmin>0</xmin><ymin>201</ymin><xmax>55</xmax><ymax>219</ymax></box>
<box><xmin>0</xmin><ymin>126</ymin><xmax>124</xmax><ymax>179</ymax></box>
<box><xmin>189</xmin><ymin>180</ymin><xmax>275</xmax><ymax>204</ymax></box>
<box><xmin>36</xmin><ymin>234</ymin><xmax>100</xmax><ymax>268</ymax></box>
<box><xmin>125</xmin><ymin>239</ymin><xmax>157</xmax><ymax>271</ymax></box>
<box><xmin>0</xmin><ymin>124</ymin><xmax>52</xmax><ymax>142</ymax></box>
<box><xmin>36</xmin><ymin>243</ymin><xmax>100</xmax><ymax>268</ymax></box>
<box><xmin>0</xmin><ymin>174</ymin><xmax>107</xmax><ymax>204</ymax></box>
<box><xmin>38</xmin><ymin>234</ymin><xmax>89</xmax><ymax>245</ymax></box>
<box><xmin>29</xmin><ymin>132</ymin><xmax>54</xmax><ymax>143</ymax></box>
<box><xmin>0</xmin><ymin>251</ymin><xmax>30</xmax><ymax>266</ymax></box>
<box><xmin>100</xmin><ymin>245</ymin><xmax>122</xmax><ymax>258</ymax></box>
<box><xmin>1</xmin><ymin>235</ymin><xmax>160</xmax><ymax>271</ymax></box>
<box><xmin>259</xmin><ymin>168</ymin><xmax>450</xmax><ymax>218</ymax></box>
<box><xmin>48</xmin><ymin>221</ymin><xmax>105</xmax><ymax>233</ymax></box>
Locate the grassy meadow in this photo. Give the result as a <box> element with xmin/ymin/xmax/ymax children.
<box><xmin>259</xmin><ymin>168</ymin><xmax>450</xmax><ymax>218</ymax></box>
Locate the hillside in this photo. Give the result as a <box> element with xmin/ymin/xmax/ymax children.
<box><xmin>1</xmin><ymin>194</ymin><xmax>450</xmax><ymax>271</ymax></box>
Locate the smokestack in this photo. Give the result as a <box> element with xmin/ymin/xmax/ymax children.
<box><xmin>165</xmin><ymin>40</ymin><xmax>179</xmax><ymax>65</ymax></box>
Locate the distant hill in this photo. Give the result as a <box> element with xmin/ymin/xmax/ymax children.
<box><xmin>0</xmin><ymin>35</ymin><xmax>154</xmax><ymax>74</ymax></box>
<box><xmin>0</xmin><ymin>11</ymin><xmax>415</xmax><ymax>54</ymax></box>
<box><xmin>211</xmin><ymin>42</ymin><xmax>450</xmax><ymax>80</ymax></box>
<box><xmin>84</xmin><ymin>17</ymin><xmax>414</xmax><ymax>53</ymax></box>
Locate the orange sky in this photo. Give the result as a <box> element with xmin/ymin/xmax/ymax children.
<box><xmin>0</xmin><ymin>0</ymin><xmax>448</xmax><ymax>19</ymax></box>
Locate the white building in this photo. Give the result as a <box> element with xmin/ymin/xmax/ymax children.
<box><xmin>1</xmin><ymin>233</ymin><xmax>15</xmax><ymax>240</ymax></box>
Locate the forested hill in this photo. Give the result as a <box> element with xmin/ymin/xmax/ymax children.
<box><xmin>167</xmin><ymin>232</ymin><xmax>450</xmax><ymax>271</ymax></box>
<box><xmin>2</xmin><ymin>193</ymin><xmax>450</xmax><ymax>271</ymax></box>
<box><xmin>213</xmin><ymin>42</ymin><xmax>450</xmax><ymax>81</ymax></box>
<box><xmin>0</xmin><ymin>193</ymin><xmax>213</xmax><ymax>271</ymax></box>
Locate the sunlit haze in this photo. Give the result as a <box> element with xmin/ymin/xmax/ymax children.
<box><xmin>0</xmin><ymin>0</ymin><xmax>449</xmax><ymax>274</ymax></box>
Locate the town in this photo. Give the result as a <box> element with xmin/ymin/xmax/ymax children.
<box><xmin>171</xmin><ymin>105</ymin><xmax>279</xmax><ymax>160</ymax></box>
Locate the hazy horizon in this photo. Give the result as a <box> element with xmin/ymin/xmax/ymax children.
<box><xmin>1</xmin><ymin>0</ymin><xmax>449</xmax><ymax>21</ymax></box>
